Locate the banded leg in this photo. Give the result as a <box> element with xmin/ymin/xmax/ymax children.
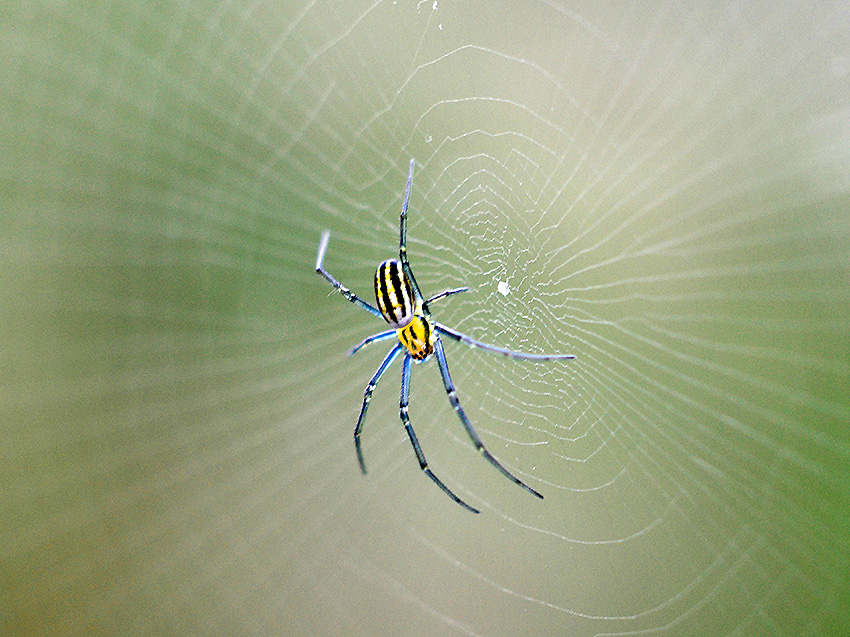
<box><xmin>433</xmin><ymin>337</ymin><xmax>544</xmax><ymax>500</ymax></box>
<box><xmin>348</xmin><ymin>329</ymin><xmax>397</xmax><ymax>356</ymax></box>
<box><xmin>354</xmin><ymin>343</ymin><xmax>403</xmax><ymax>473</ymax></box>
<box><xmin>435</xmin><ymin>323</ymin><xmax>576</xmax><ymax>361</ymax></box>
<box><xmin>316</xmin><ymin>231</ymin><xmax>383</xmax><ymax>319</ymax></box>
<box><xmin>425</xmin><ymin>287</ymin><xmax>470</xmax><ymax>305</ymax></box>
<box><xmin>398</xmin><ymin>159</ymin><xmax>426</xmax><ymax>304</ymax></box>
<box><xmin>400</xmin><ymin>353</ymin><xmax>479</xmax><ymax>514</ymax></box>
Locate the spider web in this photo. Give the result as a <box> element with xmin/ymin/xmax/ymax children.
<box><xmin>3</xmin><ymin>1</ymin><xmax>850</xmax><ymax>635</ymax></box>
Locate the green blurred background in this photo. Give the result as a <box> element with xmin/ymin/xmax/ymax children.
<box><xmin>2</xmin><ymin>1</ymin><xmax>849</xmax><ymax>635</ymax></box>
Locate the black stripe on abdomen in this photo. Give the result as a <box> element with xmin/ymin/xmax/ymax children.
<box><xmin>375</xmin><ymin>259</ymin><xmax>413</xmax><ymax>327</ymax></box>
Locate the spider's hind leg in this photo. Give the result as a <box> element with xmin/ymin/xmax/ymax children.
<box><xmin>397</xmin><ymin>159</ymin><xmax>426</xmax><ymax>302</ymax></box>
<box><xmin>315</xmin><ymin>231</ymin><xmax>383</xmax><ymax>320</ymax></box>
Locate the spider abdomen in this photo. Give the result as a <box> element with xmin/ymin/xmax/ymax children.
<box><xmin>375</xmin><ymin>258</ymin><xmax>415</xmax><ymax>328</ymax></box>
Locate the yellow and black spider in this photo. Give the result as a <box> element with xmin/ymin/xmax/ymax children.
<box><xmin>315</xmin><ymin>159</ymin><xmax>575</xmax><ymax>513</ymax></box>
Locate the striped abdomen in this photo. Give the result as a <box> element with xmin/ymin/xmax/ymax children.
<box><xmin>375</xmin><ymin>259</ymin><xmax>415</xmax><ymax>328</ymax></box>
<box><xmin>375</xmin><ymin>258</ymin><xmax>434</xmax><ymax>360</ymax></box>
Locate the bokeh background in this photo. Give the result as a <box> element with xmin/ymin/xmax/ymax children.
<box><xmin>3</xmin><ymin>2</ymin><xmax>849</xmax><ymax>635</ymax></box>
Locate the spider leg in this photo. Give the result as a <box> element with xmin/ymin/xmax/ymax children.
<box><xmin>316</xmin><ymin>231</ymin><xmax>383</xmax><ymax>319</ymax></box>
<box><xmin>433</xmin><ymin>337</ymin><xmax>545</xmax><ymax>500</ymax></box>
<box><xmin>435</xmin><ymin>323</ymin><xmax>576</xmax><ymax>361</ymax></box>
<box><xmin>400</xmin><ymin>353</ymin><xmax>479</xmax><ymax>514</ymax></box>
<box><xmin>398</xmin><ymin>159</ymin><xmax>427</xmax><ymax>305</ymax></box>
<box><xmin>354</xmin><ymin>343</ymin><xmax>403</xmax><ymax>474</ymax></box>
<box><xmin>425</xmin><ymin>287</ymin><xmax>470</xmax><ymax>305</ymax></box>
<box><xmin>348</xmin><ymin>329</ymin><xmax>397</xmax><ymax>356</ymax></box>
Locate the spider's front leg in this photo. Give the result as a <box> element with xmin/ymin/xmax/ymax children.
<box><xmin>433</xmin><ymin>337</ymin><xmax>545</xmax><ymax>500</ymax></box>
<box><xmin>399</xmin><ymin>353</ymin><xmax>480</xmax><ymax>514</ymax></box>
<box><xmin>353</xmin><ymin>343</ymin><xmax>403</xmax><ymax>473</ymax></box>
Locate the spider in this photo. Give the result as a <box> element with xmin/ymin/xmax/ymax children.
<box><xmin>315</xmin><ymin>159</ymin><xmax>575</xmax><ymax>513</ymax></box>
